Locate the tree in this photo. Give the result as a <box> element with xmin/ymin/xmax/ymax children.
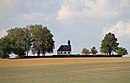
<box><xmin>81</xmin><ymin>48</ymin><xmax>90</xmax><ymax>55</ymax></box>
<box><xmin>30</xmin><ymin>25</ymin><xmax>54</xmax><ymax>56</ymax></box>
<box><xmin>0</xmin><ymin>24</ymin><xmax>54</xmax><ymax>58</ymax></box>
<box><xmin>0</xmin><ymin>36</ymin><xmax>11</xmax><ymax>58</ymax></box>
<box><xmin>116</xmin><ymin>47</ymin><xmax>128</xmax><ymax>55</ymax></box>
<box><xmin>90</xmin><ymin>47</ymin><xmax>98</xmax><ymax>55</ymax></box>
<box><xmin>23</xmin><ymin>27</ymin><xmax>32</xmax><ymax>56</ymax></box>
<box><xmin>100</xmin><ymin>32</ymin><xmax>119</xmax><ymax>55</ymax></box>
<box><xmin>7</xmin><ymin>27</ymin><xmax>26</xmax><ymax>57</ymax></box>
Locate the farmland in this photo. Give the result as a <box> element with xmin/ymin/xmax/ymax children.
<box><xmin>0</xmin><ymin>57</ymin><xmax>130</xmax><ymax>83</ymax></box>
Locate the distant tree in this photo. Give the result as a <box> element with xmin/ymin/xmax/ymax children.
<box><xmin>90</xmin><ymin>47</ymin><xmax>98</xmax><ymax>55</ymax></box>
<box><xmin>100</xmin><ymin>32</ymin><xmax>119</xmax><ymax>55</ymax></box>
<box><xmin>116</xmin><ymin>47</ymin><xmax>128</xmax><ymax>55</ymax></box>
<box><xmin>81</xmin><ymin>48</ymin><xmax>90</xmax><ymax>55</ymax></box>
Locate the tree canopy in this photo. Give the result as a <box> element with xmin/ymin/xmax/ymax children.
<box><xmin>100</xmin><ymin>32</ymin><xmax>128</xmax><ymax>55</ymax></box>
<box><xmin>100</xmin><ymin>32</ymin><xmax>119</xmax><ymax>55</ymax></box>
<box><xmin>116</xmin><ymin>47</ymin><xmax>128</xmax><ymax>55</ymax></box>
<box><xmin>30</xmin><ymin>25</ymin><xmax>54</xmax><ymax>56</ymax></box>
<box><xmin>7</xmin><ymin>28</ymin><xmax>26</xmax><ymax>56</ymax></box>
<box><xmin>0</xmin><ymin>25</ymin><xmax>54</xmax><ymax>58</ymax></box>
<box><xmin>81</xmin><ymin>48</ymin><xmax>90</xmax><ymax>55</ymax></box>
<box><xmin>0</xmin><ymin>36</ymin><xmax>10</xmax><ymax>58</ymax></box>
<box><xmin>90</xmin><ymin>47</ymin><xmax>98</xmax><ymax>55</ymax></box>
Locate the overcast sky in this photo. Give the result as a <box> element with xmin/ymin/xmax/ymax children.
<box><xmin>0</xmin><ymin>0</ymin><xmax>130</xmax><ymax>55</ymax></box>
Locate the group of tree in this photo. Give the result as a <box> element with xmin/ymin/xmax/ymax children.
<box><xmin>100</xmin><ymin>32</ymin><xmax>128</xmax><ymax>55</ymax></box>
<box><xmin>0</xmin><ymin>25</ymin><xmax>128</xmax><ymax>58</ymax></box>
<box><xmin>82</xmin><ymin>32</ymin><xmax>128</xmax><ymax>56</ymax></box>
<box><xmin>0</xmin><ymin>25</ymin><xmax>54</xmax><ymax>58</ymax></box>
<box><xmin>81</xmin><ymin>47</ymin><xmax>98</xmax><ymax>55</ymax></box>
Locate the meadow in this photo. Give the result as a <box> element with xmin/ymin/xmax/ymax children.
<box><xmin>0</xmin><ymin>57</ymin><xmax>130</xmax><ymax>83</ymax></box>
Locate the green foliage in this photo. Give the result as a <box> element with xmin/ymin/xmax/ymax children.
<box><xmin>116</xmin><ymin>47</ymin><xmax>128</xmax><ymax>55</ymax></box>
<box><xmin>90</xmin><ymin>47</ymin><xmax>98</xmax><ymax>55</ymax></box>
<box><xmin>7</xmin><ymin>28</ymin><xmax>26</xmax><ymax>57</ymax></box>
<box><xmin>81</xmin><ymin>48</ymin><xmax>90</xmax><ymax>55</ymax></box>
<box><xmin>0</xmin><ymin>24</ymin><xmax>54</xmax><ymax>58</ymax></box>
<box><xmin>23</xmin><ymin>27</ymin><xmax>32</xmax><ymax>56</ymax></box>
<box><xmin>100</xmin><ymin>32</ymin><xmax>119</xmax><ymax>55</ymax></box>
<box><xmin>0</xmin><ymin>36</ymin><xmax>10</xmax><ymax>58</ymax></box>
<box><xmin>30</xmin><ymin>25</ymin><xmax>54</xmax><ymax>56</ymax></box>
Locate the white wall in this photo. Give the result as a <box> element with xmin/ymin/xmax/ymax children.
<box><xmin>57</xmin><ymin>51</ymin><xmax>71</xmax><ymax>55</ymax></box>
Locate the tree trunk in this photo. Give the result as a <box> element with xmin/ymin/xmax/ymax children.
<box><xmin>108</xmin><ymin>45</ymin><xmax>112</xmax><ymax>56</ymax></box>
<box><xmin>42</xmin><ymin>50</ymin><xmax>45</xmax><ymax>56</ymax></box>
<box><xmin>37</xmin><ymin>50</ymin><xmax>40</xmax><ymax>56</ymax></box>
<box><xmin>109</xmin><ymin>49</ymin><xmax>112</xmax><ymax>55</ymax></box>
<box><xmin>27</xmin><ymin>51</ymin><xmax>28</xmax><ymax>56</ymax></box>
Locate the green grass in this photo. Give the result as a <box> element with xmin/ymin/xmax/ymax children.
<box><xmin>0</xmin><ymin>62</ymin><xmax>130</xmax><ymax>83</ymax></box>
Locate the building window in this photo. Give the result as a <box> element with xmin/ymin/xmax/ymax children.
<box><xmin>64</xmin><ymin>52</ymin><xmax>66</xmax><ymax>54</ymax></box>
<box><xmin>68</xmin><ymin>52</ymin><xmax>70</xmax><ymax>54</ymax></box>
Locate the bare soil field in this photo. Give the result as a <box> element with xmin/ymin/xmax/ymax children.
<box><xmin>0</xmin><ymin>57</ymin><xmax>130</xmax><ymax>67</ymax></box>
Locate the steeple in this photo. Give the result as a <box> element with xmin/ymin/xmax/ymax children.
<box><xmin>68</xmin><ymin>40</ymin><xmax>70</xmax><ymax>46</ymax></box>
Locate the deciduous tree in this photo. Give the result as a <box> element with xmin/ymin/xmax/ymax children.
<box><xmin>30</xmin><ymin>25</ymin><xmax>54</xmax><ymax>56</ymax></box>
<box><xmin>0</xmin><ymin>36</ymin><xmax>10</xmax><ymax>58</ymax></box>
<box><xmin>116</xmin><ymin>47</ymin><xmax>128</xmax><ymax>55</ymax></box>
<box><xmin>100</xmin><ymin>32</ymin><xmax>119</xmax><ymax>55</ymax></box>
<box><xmin>0</xmin><ymin>24</ymin><xmax>54</xmax><ymax>58</ymax></box>
<box><xmin>7</xmin><ymin>28</ymin><xmax>26</xmax><ymax>57</ymax></box>
<box><xmin>90</xmin><ymin>47</ymin><xmax>98</xmax><ymax>55</ymax></box>
<box><xmin>81</xmin><ymin>48</ymin><xmax>90</xmax><ymax>55</ymax></box>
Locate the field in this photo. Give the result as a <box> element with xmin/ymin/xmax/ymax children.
<box><xmin>0</xmin><ymin>57</ymin><xmax>130</xmax><ymax>83</ymax></box>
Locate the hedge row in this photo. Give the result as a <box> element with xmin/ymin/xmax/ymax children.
<box><xmin>52</xmin><ymin>55</ymin><xmax>122</xmax><ymax>57</ymax></box>
<box><xmin>22</xmin><ymin>55</ymin><xmax>122</xmax><ymax>58</ymax></box>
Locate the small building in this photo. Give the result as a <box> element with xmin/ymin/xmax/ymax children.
<box><xmin>57</xmin><ymin>40</ymin><xmax>71</xmax><ymax>55</ymax></box>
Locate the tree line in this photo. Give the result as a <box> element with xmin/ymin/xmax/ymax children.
<box><xmin>82</xmin><ymin>32</ymin><xmax>128</xmax><ymax>56</ymax></box>
<box><xmin>0</xmin><ymin>25</ymin><xmax>54</xmax><ymax>58</ymax></box>
<box><xmin>0</xmin><ymin>25</ymin><xmax>128</xmax><ymax>58</ymax></box>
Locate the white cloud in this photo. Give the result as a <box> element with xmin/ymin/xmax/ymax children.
<box><xmin>56</xmin><ymin>0</ymin><xmax>130</xmax><ymax>21</ymax></box>
<box><xmin>82</xmin><ymin>0</ymin><xmax>120</xmax><ymax>18</ymax></box>
<box><xmin>103</xmin><ymin>21</ymin><xmax>130</xmax><ymax>38</ymax></box>
<box><xmin>24</xmin><ymin>13</ymin><xmax>50</xmax><ymax>21</ymax></box>
<box><xmin>0</xmin><ymin>0</ymin><xmax>25</xmax><ymax>29</ymax></box>
<box><xmin>56</xmin><ymin>5</ymin><xmax>71</xmax><ymax>21</ymax></box>
<box><xmin>56</xmin><ymin>0</ymin><xmax>84</xmax><ymax>21</ymax></box>
<box><xmin>119</xmin><ymin>0</ymin><xmax>130</xmax><ymax>8</ymax></box>
<box><xmin>0</xmin><ymin>0</ymin><xmax>21</xmax><ymax>18</ymax></box>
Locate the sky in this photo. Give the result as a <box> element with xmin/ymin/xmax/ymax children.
<box><xmin>0</xmin><ymin>0</ymin><xmax>130</xmax><ymax>55</ymax></box>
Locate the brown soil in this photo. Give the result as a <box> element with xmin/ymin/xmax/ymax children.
<box><xmin>0</xmin><ymin>57</ymin><xmax>130</xmax><ymax>67</ymax></box>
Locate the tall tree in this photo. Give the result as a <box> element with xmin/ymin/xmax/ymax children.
<box><xmin>23</xmin><ymin>27</ymin><xmax>32</xmax><ymax>56</ymax></box>
<box><xmin>0</xmin><ymin>36</ymin><xmax>11</xmax><ymax>58</ymax></box>
<box><xmin>116</xmin><ymin>47</ymin><xmax>128</xmax><ymax>55</ymax></box>
<box><xmin>90</xmin><ymin>47</ymin><xmax>98</xmax><ymax>55</ymax></box>
<box><xmin>30</xmin><ymin>25</ymin><xmax>54</xmax><ymax>56</ymax></box>
<box><xmin>7</xmin><ymin>27</ymin><xmax>26</xmax><ymax>57</ymax></box>
<box><xmin>81</xmin><ymin>48</ymin><xmax>90</xmax><ymax>55</ymax></box>
<box><xmin>100</xmin><ymin>32</ymin><xmax>119</xmax><ymax>55</ymax></box>
<box><xmin>0</xmin><ymin>24</ymin><xmax>54</xmax><ymax>58</ymax></box>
